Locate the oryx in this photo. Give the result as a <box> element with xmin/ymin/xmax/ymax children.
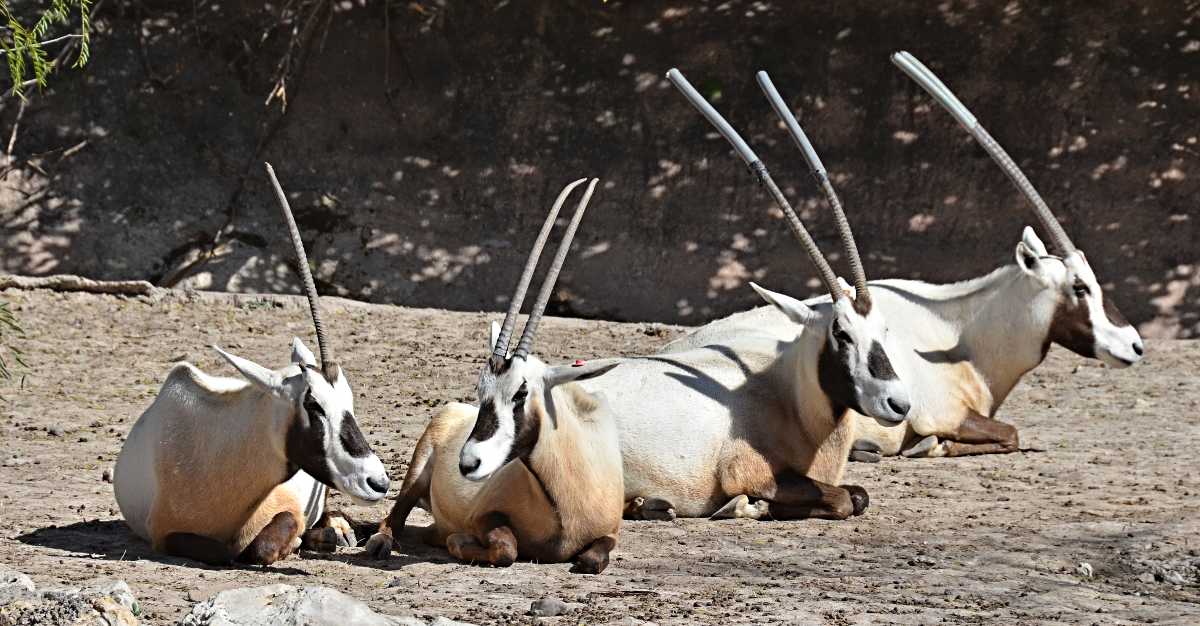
<box><xmin>578</xmin><ymin>69</ymin><xmax>912</xmax><ymax>522</ymax></box>
<box><xmin>364</xmin><ymin>179</ymin><xmax>626</xmax><ymax>573</ymax></box>
<box><xmin>113</xmin><ymin>164</ymin><xmax>389</xmax><ymax>565</ymax></box>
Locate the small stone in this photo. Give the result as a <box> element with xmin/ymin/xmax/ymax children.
<box><xmin>1138</xmin><ymin>572</ymin><xmax>1156</xmax><ymax>584</ymax></box>
<box><xmin>1077</xmin><ymin>562</ymin><xmax>1093</xmax><ymax>578</ymax></box>
<box><xmin>102</xmin><ymin>468</ymin><xmax>113</xmax><ymax>483</ymax></box>
<box><xmin>47</xmin><ymin>425</ymin><xmax>64</xmax><ymax>437</ymax></box>
<box><xmin>529</xmin><ymin>597</ymin><xmax>571</xmax><ymax>617</ymax></box>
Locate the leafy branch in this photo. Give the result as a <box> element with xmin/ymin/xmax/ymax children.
<box><xmin>0</xmin><ymin>0</ymin><xmax>92</xmax><ymax>96</ymax></box>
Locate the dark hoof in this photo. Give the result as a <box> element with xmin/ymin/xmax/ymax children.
<box><xmin>362</xmin><ymin>532</ymin><xmax>394</xmax><ymax>560</ymax></box>
<box><xmin>570</xmin><ymin>552</ymin><xmax>608</xmax><ymax>574</ymax></box>
<box><xmin>624</xmin><ymin>496</ymin><xmax>676</xmax><ymax>521</ymax></box>
<box><xmin>845</xmin><ymin>485</ymin><xmax>869</xmax><ymax>516</ymax></box>
<box><xmin>300</xmin><ymin>527</ymin><xmax>339</xmax><ymax>553</ymax></box>
<box><xmin>849</xmin><ymin>450</ymin><xmax>882</xmax><ymax>463</ymax></box>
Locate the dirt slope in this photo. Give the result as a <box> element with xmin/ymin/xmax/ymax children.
<box><xmin>0</xmin><ymin>289</ymin><xmax>1197</xmax><ymax>624</ymax></box>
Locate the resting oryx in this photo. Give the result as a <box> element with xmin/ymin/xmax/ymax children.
<box><xmin>666</xmin><ymin>54</ymin><xmax>1145</xmax><ymax>461</ymax></box>
<box><xmin>364</xmin><ymin>178</ymin><xmax>625</xmax><ymax>573</ymax></box>
<box><xmin>571</xmin><ymin>69</ymin><xmax>911</xmax><ymax>523</ymax></box>
<box><xmin>113</xmin><ymin>164</ymin><xmax>389</xmax><ymax>565</ymax></box>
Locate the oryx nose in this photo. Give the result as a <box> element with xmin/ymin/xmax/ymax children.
<box><xmin>367</xmin><ymin>475</ymin><xmax>389</xmax><ymax>495</ymax></box>
<box><xmin>1132</xmin><ymin>342</ymin><xmax>1144</xmax><ymax>357</ymax></box>
<box><xmin>887</xmin><ymin>396</ymin><xmax>911</xmax><ymax>417</ymax></box>
<box><xmin>459</xmin><ymin>456</ymin><xmax>481</xmax><ymax>477</ymax></box>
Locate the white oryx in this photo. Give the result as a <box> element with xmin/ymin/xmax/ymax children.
<box><xmin>113</xmin><ymin>164</ymin><xmax>389</xmax><ymax>565</ymax></box>
<box><xmin>571</xmin><ymin>69</ymin><xmax>911</xmax><ymax>523</ymax></box>
<box><xmin>364</xmin><ymin>179</ymin><xmax>626</xmax><ymax>573</ymax></box>
<box><xmin>666</xmin><ymin>54</ymin><xmax>1144</xmax><ymax>461</ymax></box>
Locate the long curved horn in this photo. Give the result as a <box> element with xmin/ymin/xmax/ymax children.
<box><xmin>492</xmin><ymin>178</ymin><xmax>588</xmax><ymax>362</ymax></box>
<box><xmin>264</xmin><ymin>162</ymin><xmax>335</xmax><ymax>378</ymax></box>
<box><xmin>891</xmin><ymin>51</ymin><xmax>1077</xmax><ymax>255</ymax></box>
<box><xmin>756</xmin><ymin>71</ymin><xmax>870</xmax><ymax>310</ymax></box>
<box><xmin>513</xmin><ymin>178</ymin><xmax>599</xmax><ymax>360</ymax></box>
<box><xmin>666</xmin><ymin>68</ymin><xmax>842</xmax><ymax>301</ymax></box>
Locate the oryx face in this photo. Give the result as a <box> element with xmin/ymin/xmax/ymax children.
<box><xmin>750</xmin><ymin>283</ymin><xmax>911</xmax><ymax>423</ymax></box>
<box><xmin>1015</xmin><ymin>228</ymin><xmax>1144</xmax><ymax>368</ymax></box>
<box><xmin>287</xmin><ymin>359</ymin><xmax>390</xmax><ymax>505</ymax></box>
<box><xmin>212</xmin><ymin>340</ymin><xmax>390</xmax><ymax>505</ymax></box>
<box><xmin>459</xmin><ymin>354</ymin><xmax>546</xmax><ymax>482</ymax></box>
<box><xmin>819</xmin><ymin>297</ymin><xmax>911</xmax><ymax>423</ymax></box>
<box><xmin>458</xmin><ymin>322</ymin><xmax>620</xmax><ymax>482</ymax></box>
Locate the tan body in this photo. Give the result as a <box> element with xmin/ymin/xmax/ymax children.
<box><xmin>580</xmin><ymin>298</ymin><xmax>876</xmax><ymax>522</ymax></box>
<box><xmin>374</xmin><ymin>384</ymin><xmax>623</xmax><ymax>565</ymax></box>
<box><xmin>114</xmin><ymin>364</ymin><xmax>323</xmax><ymax>560</ymax></box>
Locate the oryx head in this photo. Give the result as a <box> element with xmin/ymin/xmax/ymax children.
<box><xmin>1015</xmin><ymin>227</ymin><xmax>1144</xmax><ymax>367</ymax></box>
<box><xmin>213</xmin><ymin>339</ymin><xmax>389</xmax><ymax>505</ymax></box>
<box><xmin>891</xmin><ymin>51</ymin><xmax>1145</xmax><ymax>369</ymax></box>
<box><xmin>218</xmin><ymin>162</ymin><xmax>390</xmax><ymax>504</ymax></box>
<box><xmin>666</xmin><ymin>68</ymin><xmax>911</xmax><ymax>423</ymax></box>
<box><xmin>458</xmin><ymin>178</ymin><xmax>619</xmax><ymax>481</ymax></box>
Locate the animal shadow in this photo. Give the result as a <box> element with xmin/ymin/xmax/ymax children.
<box><xmin>17</xmin><ymin>519</ymin><xmax>306</xmax><ymax>574</ymax></box>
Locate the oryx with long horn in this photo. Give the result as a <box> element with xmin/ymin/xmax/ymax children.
<box><xmin>364</xmin><ymin>178</ymin><xmax>626</xmax><ymax>573</ymax></box>
<box><xmin>113</xmin><ymin>163</ymin><xmax>389</xmax><ymax>565</ymax></box>
<box><xmin>667</xmin><ymin>54</ymin><xmax>1144</xmax><ymax>461</ymax></box>
<box><xmin>573</xmin><ymin>69</ymin><xmax>911</xmax><ymax>522</ymax></box>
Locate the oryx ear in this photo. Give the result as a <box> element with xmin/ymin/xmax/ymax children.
<box><xmin>213</xmin><ymin>345</ymin><xmax>282</xmax><ymax>391</ymax></box>
<box><xmin>750</xmin><ymin>282</ymin><xmax>821</xmax><ymax>326</ymax></box>
<box><xmin>545</xmin><ymin>359</ymin><xmax>621</xmax><ymax>389</ymax></box>
<box><xmin>1021</xmin><ymin>226</ymin><xmax>1048</xmax><ymax>256</ymax></box>
<box><xmin>488</xmin><ymin>321</ymin><xmax>501</xmax><ymax>352</ymax></box>
<box><xmin>836</xmin><ymin>276</ymin><xmax>857</xmax><ymax>301</ymax></box>
<box><xmin>290</xmin><ymin>337</ymin><xmax>318</xmax><ymax>367</ymax></box>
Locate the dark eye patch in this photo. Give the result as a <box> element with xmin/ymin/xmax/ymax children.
<box><xmin>832</xmin><ymin>320</ymin><xmax>853</xmax><ymax>345</ymax></box>
<box><xmin>338</xmin><ymin>411</ymin><xmax>371</xmax><ymax>458</ymax></box>
<box><xmin>1073</xmin><ymin>280</ymin><xmax>1089</xmax><ymax>297</ymax></box>
<box><xmin>867</xmin><ymin>341</ymin><xmax>897</xmax><ymax>380</ymax></box>
<box><xmin>303</xmin><ymin>392</ymin><xmax>325</xmax><ymax>421</ymax></box>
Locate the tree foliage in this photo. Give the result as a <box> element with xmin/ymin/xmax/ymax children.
<box><xmin>0</xmin><ymin>0</ymin><xmax>92</xmax><ymax>95</ymax></box>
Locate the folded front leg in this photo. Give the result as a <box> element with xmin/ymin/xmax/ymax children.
<box><xmin>446</xmin><ymin>512</ymin><xmax>518</xmax><ymax>567</ymax></box>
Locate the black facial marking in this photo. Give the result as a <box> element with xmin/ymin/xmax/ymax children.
<box><xmin>339</xmin><ymin>411</ymin><xmax>371</xmax><ymax>458</ymax></box>
<box><xmin>286</xmin><ymin>388</ymin><xmax>333</xmax><ymax>487</ymax></box>
<box><xmin>468</xmin><ymin>398</ymin><xmax>501</xmax><ymax>443</ymax></box>
<box><xmin>817</xmin><ymin>338</ymin><xmax>861</xmax><ymax>418</ymax></box>
<box><xmin>507</xmin><ymin>389</ymin><xmax>541</xmax><ymax>465</ymax></box>
<box><xmin>866</xmin><ymin>341</ymin><xmax>897</xmax><ymax>380</ymax></box>
<box><xmin>1047</xmin><ymin>294</ymin><xmax>1096</xmax><ymax>359</ymax></box>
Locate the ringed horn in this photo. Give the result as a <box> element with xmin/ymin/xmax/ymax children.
<box><xmin>756</xmin><ymin>70</ymin><xmax>871</xmax><ymax>310</ymax></box>
<box><xmin>264</xmin><ymin>162</ymin><xmax>337</xmax><ymax>380</ymax></box>
<box><xmin>492</xmin><ymin>178</ymin><xmax>601</xmax><ymax>364</ymax></box>
<box><xmin>665</xmin><ymin>68</ymin><xmax>843</xmax><ymax>302</ymax></box>
<box><xmin>891</xmin><ymin>51</ymin><xmax>1076</xmax><ymax>256</ymax></box>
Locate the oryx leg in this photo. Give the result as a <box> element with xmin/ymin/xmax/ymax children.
<box><xmin>939</xmin><ymin>411</ymin><xmax>1019</xmax><ymax>457</ymax></box>
<box><xmin>849</xmin><ymin>438</ymin><xmax>882</xmax><ymax>463</ymax></box>
<box><xmin>570</xmin><ymin>534</ymin><xmax>617</xmax><ymax>574</ymax></box>
<box><xmin>237</xmin><ymin>510</ymin><xmax>302</xmax><ymax>565</ymax></box>
<box><xmin>723</xmin><ymin>470</ymin><xmax>868</xmax><ymax>521</ymax></box>
<box><xmin>302</xmin><ymin>508</ymin><xmax>373</xmax><ymax>551</ymax></box>
<box><xmin>623</xmin><ymin>496</ymin><xmax>677</xmax><ymax>521</ymax></box>
<box><xmin>446</xmin><ymin>512</ymin><xmax>518</xmax><ymax>567</ymax></box>
<box><xmin>364</xmin><ymin>458</ymin><xmax>433</xmax><ymax>559</ymax></box>
<box><xmin>717</xmin><ymin>445</ymin><xmax>867</xmax><ymax>520</ymax></box>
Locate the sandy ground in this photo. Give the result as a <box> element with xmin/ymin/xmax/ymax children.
<box><xmin>0</xmin><ymin>288</ymin><xmax>1197</xmax><ymax>625</ymax></box>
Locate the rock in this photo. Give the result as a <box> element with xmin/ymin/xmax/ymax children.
<box><xmin>0</xmin><ymin>571</ymin><xmax>140</xmax><ymax>626</ymax></box>
<box><xmin>1138</xmin><ymin>572</ymin><xmax>1157</xmax><ymax>584</ymax></box>
<box><xmin>529</xmin><ymin>597</ymin><xmax>576</xmax><ymax>617</ymax></box>
<box><xmin>1076</xmin><ymin>562</ymin><xmax>1093</xmax><ymax>578</ymax></box>
<box><xmin>179</xmin><ymin>584</ymin><xmax>476</xmax><ymax>626</ymax></box>
<box><xmin>46</xmin><ymin>425</ymin><xmax>64</xmax><ymax>437</ymax></box>
<box><xmin>102</xmin><ymin>468</ymin><xmax>113</xmax><ymax>483</ymax></box>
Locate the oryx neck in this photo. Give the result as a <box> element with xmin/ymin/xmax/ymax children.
<box><xmin>956</xmin><ymin>264</ymin><xmax>1060</xmax><ymax>405</ymax></box>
